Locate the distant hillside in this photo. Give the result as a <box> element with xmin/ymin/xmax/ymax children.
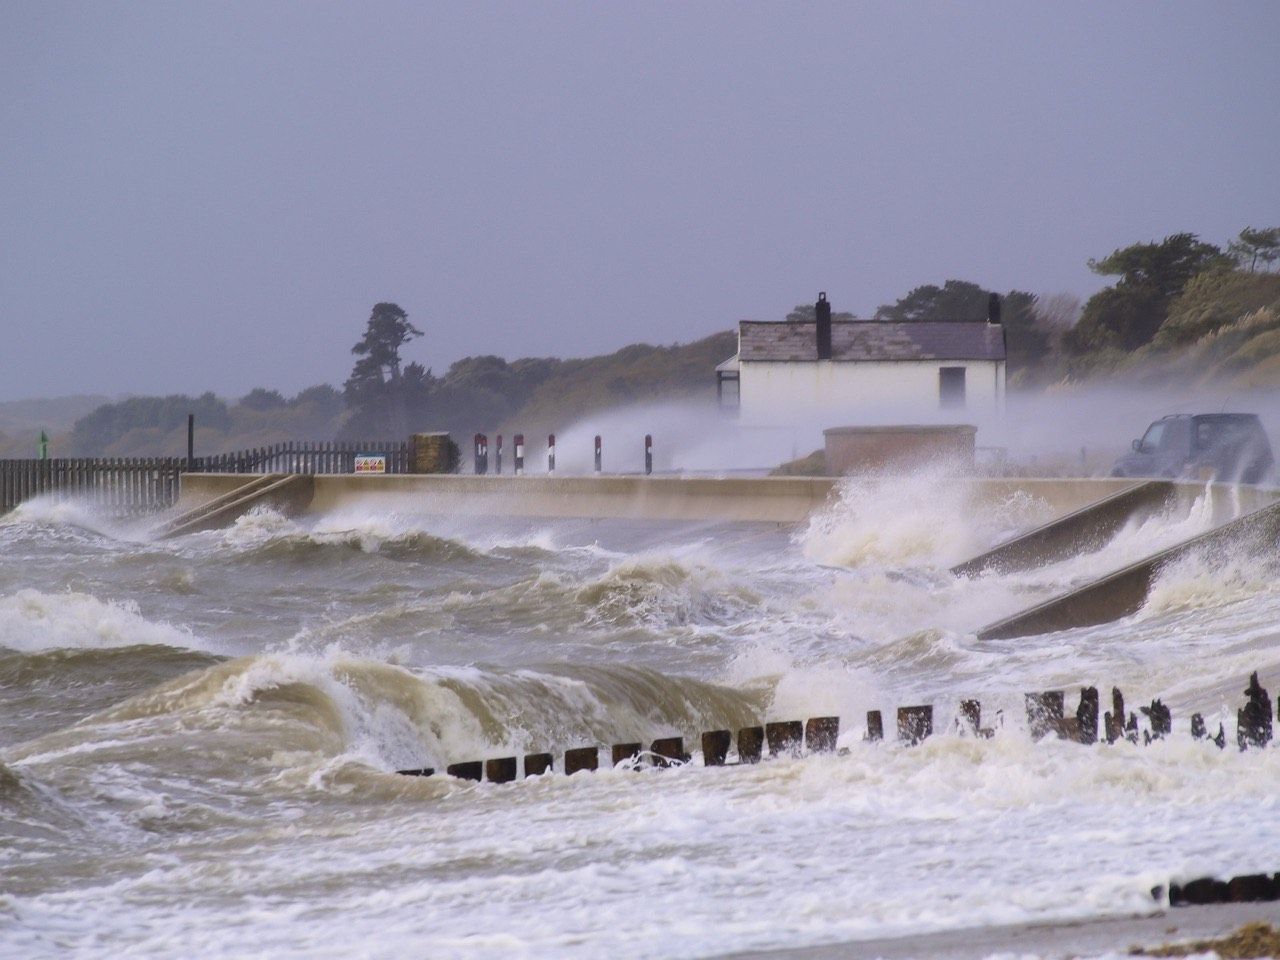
<box><xmin>49</xmin><ymin>333</ymin><xmax>736</xmax><ymax>458</ymax></box>
<box><xmin>60</xmin><ymin>387</ymin><xmax>345</xmax><ymax>458</ymax></box>
<box><xmin>1061</xmin><ymin>270</ymin><xmax>1280</xmax><ymax>388</ymax></box>
<box><xmin>0</xmin><ymin>395</ymin><xmax>110</xmax><ymax>458</ymax></box>
<box><xmin>339</xmin><ymin>330</ymin><xmax>736</xmax><ymax>441</ymax></box>
<box><xmin>501</xmin><ymin>332</ymin><xmax>735</xmax><ymax>434</ymax></box>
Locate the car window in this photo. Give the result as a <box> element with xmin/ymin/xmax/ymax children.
<box><xmin>1195</xmin><ymin>419</ymin><xmax>1248</xmax><ymax>450</ymax></box>
<box><xmin>1140</xmin><ymin>422</ymin><xmax>1167</xmax><ymax>452</ymax></box>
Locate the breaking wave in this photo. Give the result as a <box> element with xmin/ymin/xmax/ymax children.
<box><xmin>573</xmin><ymin>555</ymin><xmax>762</xmax><ymax>627</ymax></box>
<box><xmin>216</xmin><ymin>508</ymin><xmax>484</xmax><ymax>564</ymax></box>
<box><xmin>0</xmin><ymin>589</ymin><xmax>209</xmax><ymax>655</ymax></box>
<box><xmin>801</xmin><ymin>469</ymin><xmax>1051</xmax><ymax>569</ymax></box>
<box><xmin>5</xmin><ymin>652</ymin><xmax>768</xmax><ymax>795</ymax></box>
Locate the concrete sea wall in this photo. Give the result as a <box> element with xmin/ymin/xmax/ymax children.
<box><xmin>176</xmin><ymin>472</ymin><xmax>1233</xmax><ymax>525</ymax></box>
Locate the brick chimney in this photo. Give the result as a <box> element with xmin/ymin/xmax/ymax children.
<box><xmin>815</xmin><ymin>292</ymin><xmax>832</xmax><ymax>360</ymax></box>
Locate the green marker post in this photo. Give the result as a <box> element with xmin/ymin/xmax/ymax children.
<box><xmin>38</xmin><ymin>430</ymin><xmax>49</xmax><ymax>460</ymax></box>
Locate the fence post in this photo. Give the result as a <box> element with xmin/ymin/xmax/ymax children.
<box><xmin>186</xmin><ymin>414</ymin><xmax>194</xmax><ymax>472</ymax></box>
<box><xmin>474</xmin><ymin>434</ymin><xmax>487</xmax><ymax>475</ymax></box>
<box><xmin>594</xmin><ymin>435</ymin><xmax>602</xmax><ymax>473</ymax></box>
<box><xmin>495</xmin><ymin>435</ymin><xmax>503</xmax><ymax>475</ymax></box>
<box><xmin>547</xmin><ymin>433</ymin><xmax>555</xmax><ymax>474</ymax></box>
<box><xmin>644</xmin><ymin>434</ymin><xmax>652</xmax><ymax>475</ymax></box>
<box><xmin>514</xmin><ymin>434</ymin><xmax>524</xmax><ymax>475</ymax></box>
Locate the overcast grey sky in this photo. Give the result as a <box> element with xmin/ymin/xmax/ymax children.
<box><xmin>2</xmin><ymin>2</ymin><xmax>1277</xmax><ymax>401</ymax></box>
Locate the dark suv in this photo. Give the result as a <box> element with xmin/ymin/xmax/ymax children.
<box><xmin>1111</xmin><ymin>414</ymin><xmax>1274</xmax><ymax>484</ymax></box>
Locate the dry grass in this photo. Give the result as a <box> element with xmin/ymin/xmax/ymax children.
<box><xmin>1133</xmin><ymin>921</ymin><xmax>1280</xmax><ymax>958</ymax></box>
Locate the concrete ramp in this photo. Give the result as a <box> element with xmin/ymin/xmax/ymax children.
<box><xmin>977</xmin><ymin>499</ymin><xmax>1280</xmax><ymax>640</ymax></box>
<box><xmin>952</xmin><ymin>480</ymin><xmax>1176</xmax><ymax>577</ymax></box>
<box><xmin>152</xmin><ymin>474</ymin><xmax>314</xmax><ymax>539</ymax></box>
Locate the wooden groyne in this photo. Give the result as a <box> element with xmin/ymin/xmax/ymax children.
<box><xmin>398</xmin><ymin>673</ymin><xmax>1280</xmax><ymax>786</ymax></box>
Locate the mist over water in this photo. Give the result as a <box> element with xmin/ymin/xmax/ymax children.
<box><xmin>576</xmin><ymin>384</ymin><xmax>1280</xmax><ymax>476</ymax></box>
<box><xmin>4</xmin><ymin>453</ymin><xmax>1280</xmax><ymax>957</ymax></box>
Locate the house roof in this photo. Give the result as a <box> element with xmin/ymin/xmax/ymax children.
<box><xmin>738</xmin><ymin>320</ymin><xmax>1006</xmax><ymax>363</ymax></box>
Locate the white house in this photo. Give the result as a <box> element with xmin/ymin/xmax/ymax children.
<box><xmin>717</xmin><ymin>293</ymin><xmax>1007</xmax><ymax>426</ymax></box>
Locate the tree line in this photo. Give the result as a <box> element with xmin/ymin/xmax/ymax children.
<box><xmin>839</xmin><ymin>225</ymin><xmax>1280</xmax><ymax>386</ymax></box>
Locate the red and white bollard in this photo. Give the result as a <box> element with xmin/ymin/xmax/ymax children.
<box><xmin>474</xmin><ymin>433</ymin><xmax>488</xmax><ymax>475</ymax></box>
<box><xmin>514</xmin><ymin>434</ymin><xmax>525</xmax><ymax>475</ymax></box>
<box><xmin>547</xmin><ymin>433</ymin><xmax>556</xmax><ymax>474</ymax></box>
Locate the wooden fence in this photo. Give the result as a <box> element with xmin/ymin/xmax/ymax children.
<box><xmin>0</xmin><ymin>440</ymin><xmax>410</xmax><ymax>516</ymax></box>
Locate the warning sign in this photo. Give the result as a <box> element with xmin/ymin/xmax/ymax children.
<box><xmin>354</xmin><ymin>455</ymin><xmax>387</xmax><ymax>474</ymax></box>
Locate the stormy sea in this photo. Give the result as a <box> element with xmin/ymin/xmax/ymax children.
<box><xmin>3</xmin><ymin>475</ymin><xmax>1279</xmax><ymax>958</ymax></box>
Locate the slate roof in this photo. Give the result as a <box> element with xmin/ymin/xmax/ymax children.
<box><xmin>737</xmin><ymin>320</ymin><xmax>1006</xmax><ymax>363</ymax></box>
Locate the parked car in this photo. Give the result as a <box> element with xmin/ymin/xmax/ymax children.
<box><xmin>1111</xmin><ymin>413</ymin><xmax>1275</xmax><ymax>484</ymax></box>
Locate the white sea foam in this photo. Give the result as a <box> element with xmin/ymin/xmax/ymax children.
<box><xmin>0</xmin><ymin>588</ymin><xmax>207</xmax><ymax>654</ymax></box>
<box><xmin>0</xmin><ymin>495</ymin><xmax>144</xmax><ymax>542</ymax></box>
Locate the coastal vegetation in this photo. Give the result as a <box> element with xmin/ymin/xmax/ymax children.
<box><xmin>8</xmin><ymin>225</ymin><xmax>1277</xmax><ymax>458</ymax></box>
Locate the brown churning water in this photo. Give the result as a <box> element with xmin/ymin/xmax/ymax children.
<box><xmin>3</xmin><ymin>474</ymin><xmax>1280</xmax><ymax>958</ymax></box>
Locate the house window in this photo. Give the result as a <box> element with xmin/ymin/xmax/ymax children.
<box><xmin>939</xmin><ymin>367</ymin><xmax>966</xmax><ymax>409</ymax></box>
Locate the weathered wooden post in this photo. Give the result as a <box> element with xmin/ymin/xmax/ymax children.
<box><xmin>766</xmin><ymin>721</ymin><xmax>803</xmax><ymax>758</ymax></box>
<box><xmin>547</xmin><ymin>433</ymin><xmax>556</xmax><ymax>474</ymax></box>
<box><xmin>523</xmin><ymin>753</ymin><xmax>553</xmax><ymax>777</ymax></box>
<box><xmin>1142</xmin><ymin>699</ymin><xmax>1172</xmax><ymax>742</ymax></box>
<box><xmin>1104</xmin><ymin>688</ymin><xmax>1127</xmax><ymax>744</ymax></box>
<box><xmin>701</xmin><ymin>730</ymin><xmax>732</xmax><ymax>766</ymax></box>
<box><xmin>485</xmin><ymin>757</ymin><xmax>517</xmax><ymax>783</ymax></box>
<box><xmin>737</xmin><ymin>726</ymin><xmax>764</xmax><ymax>764</ymax></box>
<box><xmin>897</xmin><ymin>706</ymin><xmax>933</xmax><ymax>745</ymax></box>
<box><xmin>805</xmin><ymin>717</ymin><xmax>839</xmax><ymax>753</ymax></box>
<box><xmin>644</xmin><ymin>434</ymin><xmax>653</xmax><ymax>475</ymax></box>
<box><xmin>495</xmin><ymin>434</ymin><xmax>503</xmax><ymax>474</ymax></box>
<box><xmin>186</xmin><ymin>414</ymin><xmax>195</xmax><ymax>472</ymax></box>
<box><xmin>564</xmin><ymin>746</ymin><xmax>598</xmax><ymax>775</ymax></box>
<box><xmin>1238</xmin><ymin>672</ymin><xmax>1273</xmax><ymax>749</ymax></box>
<box><xmin>594</xmin><ymin>435</ymin><xmax>602</xmax><ymax>473</ymax></box>
<box><xmin>1025</xmin><ymin>691</ymin><xmax>1065</xmax><ymax>741</ymax></box>
<box><xmin>865</xmin><ymin>710</ymin><xmax>884</xmax><ymax>742</ymax></box>
<box><xmin>611</xmin><ymin>742</ymin><xmax>641</xmax><ymax>767</ymax></box>
<box><xmin>514</xmin><ymin>434</ymin><xmax>525</xmax><ymax>475</ymax></box>
<box><xmin>446</xmin><ymin>761</ymin><xmax>483</xmax><ymax>781</ymax></box>
<box><xmin>1075</xmin><ymin>687</ymin><xmax>1099</xmax><ymax>744</ymax></box>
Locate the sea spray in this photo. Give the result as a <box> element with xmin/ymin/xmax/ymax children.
<box><xmin>799</xmin><ymin>465</ymin><xmax>1052</xmax><ymax>569</ymax></box>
